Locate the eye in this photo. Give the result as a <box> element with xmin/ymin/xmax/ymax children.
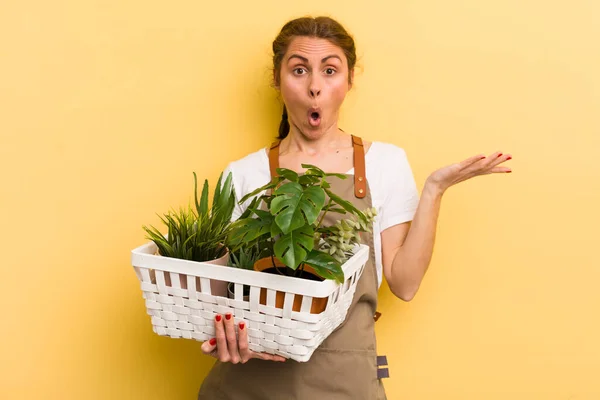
<box><xmin>325</xmin><ymin>68</ymin><xmax>336</xmax><ymax>75</ymax></box>
<box><xmin>293</xmin><ymin>67</ymin><xmax>307</xmax><ymax>75</ymax></box>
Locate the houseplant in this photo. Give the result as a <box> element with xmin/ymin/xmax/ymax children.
<box><xmin>227</xmin><ymin>164</ymin><xmax>376</xmax><ymax>312</ymax></box>
<box><xmin>142</xmin><ymin>171</ymin><xmax>236</xmax><ymax>295</ymax></box>
<box><xmin>130</xmin><ymin>166</ymin><xmax>374</xmax><ymax>360</ymax></box>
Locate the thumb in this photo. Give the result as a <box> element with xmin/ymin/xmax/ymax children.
<box><xmin>201</xmin><ymin>338</ymin><xmax>217</xmax><ymax>356</ymax></box>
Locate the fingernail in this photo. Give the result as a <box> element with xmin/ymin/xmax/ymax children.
<box><xmin>225</xmin><ymin>313</ymin><xmax>232</xmax><ymax>321</ymax></box>
<box><xmin>209</xmin><ymin>338</ymin><xmax>217</xmax><ymax>346</ymax></box>
<box><xmin>497</xmin><ymin>153</ymin><xmax>503</xmax><ymax>157</ymax></box>
<box><xmin>215</xmin><ymin>314</ymin><xmax>222</xmax><ymax>322</ymax></box>
<box><xmin>507</xmin><ymin>156</ymin><xmax>512</xmax><ymax>160</ymax></box>
<box><xmin>239</xmin><ymin>322</ymin><xmax>245</xmax><ymax>330</ymax></box>
<box><xmin>506</xmin><ymin>170</ymin><xmax>512</xmax><ymax>173</ymax></box>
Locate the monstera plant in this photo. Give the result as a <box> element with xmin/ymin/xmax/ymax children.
<box><xmin>227</xmin><ymin>164</ymin><xmax>376</xmax><ymax>284</ymax></box>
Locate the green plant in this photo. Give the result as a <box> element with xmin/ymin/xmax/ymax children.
<box><xmin>229</xmin><ymin>242</ymin><xmax>270</xmax><ymax>270</ymax></box>
<box><xmin>228</xmin><ymin>164</ymin><xmax>375</xmax><ymax>283</ymax></box>
<box><xmin>321</xmin><ymin>208</ymin><xmax>377</xmax><ymax>263</ymax></box>
<box><xmin>143</xmin><ymin>171</ymin><xmax>236</xmax><ymax>262</ymax></box>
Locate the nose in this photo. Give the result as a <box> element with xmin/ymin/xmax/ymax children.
<box><xmin>309</xmin><ymin>76</ymin><xmax>322</xmax><ymax>98</ymax></box>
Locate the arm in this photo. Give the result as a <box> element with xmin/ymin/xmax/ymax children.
<box><xmin>381</xmin><ymin>181</ymin><xmax>442</xmax><ymax>301</ymax></box>
<box><xmin>381</xmin><ymin>151</ymin><xmax>512</xmax><ymax>301</ymax></box>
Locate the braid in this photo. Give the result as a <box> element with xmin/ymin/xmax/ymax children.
<box><xmin>278</xmin><ymin>105</ymin><xmax>290</xmax><ymax>139</ymax></box>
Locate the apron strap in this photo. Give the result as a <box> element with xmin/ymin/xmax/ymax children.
<box><xmin>267</xmin><ymin>135</ymin><xmax>367</xmax><ymax>199</ymax></box>
<box><xmin>268</xmin><ymin>140</ymin><xmax>281</xmax><ymax>179</ymax></box>
<box><xmin>351</xmin><ymin>135</ymin><xmax>367</xmax><ymax>199</ymax></box>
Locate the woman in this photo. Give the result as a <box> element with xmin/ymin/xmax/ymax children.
<box><xmin>198</xmin><ymin>16</ymin><xmax>512</xmax><ymax>399</ymax></box>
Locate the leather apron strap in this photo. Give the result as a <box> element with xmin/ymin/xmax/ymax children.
<box><xmin>268</xmin><ymin>135</ymin><xmax>367</xmax><ymax>199</ymax></box>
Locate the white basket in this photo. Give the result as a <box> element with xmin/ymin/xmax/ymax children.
<box><xmin>130</xmin><ymin>242</ymin><xmax>369</xmax><ymax>362</ymax></box>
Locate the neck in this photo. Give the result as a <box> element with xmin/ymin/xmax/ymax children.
<box><xmin>283</xmin><ymin>123</ymin><xmax>349</xmax><ymax>156</ymax></box>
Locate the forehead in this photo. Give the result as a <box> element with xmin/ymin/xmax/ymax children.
<box><xmin>285</xmin><ymin>36</ymin><xmax>346</xmax><ymax>63</ymax></box>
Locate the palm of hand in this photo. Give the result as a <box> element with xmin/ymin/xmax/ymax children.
<box><xmin>427</xmin><ymin>151</ymin><xmax>512</xmax><ymax>193</ymax></box>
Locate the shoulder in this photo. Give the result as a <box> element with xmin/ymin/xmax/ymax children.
<box><xmin>226</xmin><ymin>147</ymin><xmax>269</xmax><ymax>172</ymax></box>
<box><xmin>224</xmin><ymin>146</ymin><xmax>271</xmax><ymax>200</ymax></box>
<box><xmin>366</xmin><ymin>141</ymin><xmax>411</xmax><ymax>169</ymax></box>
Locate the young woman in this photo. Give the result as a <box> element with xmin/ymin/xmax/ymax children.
<box><xmin>198</xmin><ymin>16</ymin><xmax>512</xmax><ymax>399</ymax></box>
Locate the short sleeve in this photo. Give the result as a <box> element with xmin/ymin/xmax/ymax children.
<box><xmin>378</xmin><ymin>146</ymin><xmax>420</xmax><ymax>232</ymax></box>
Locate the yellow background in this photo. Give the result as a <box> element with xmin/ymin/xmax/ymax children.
<box><xmin>1</xmin><ymin>1</ymin><xmax>599</xmax><ymax>399</ymax></box>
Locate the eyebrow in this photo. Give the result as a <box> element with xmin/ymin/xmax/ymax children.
<box><xmin>287</xmin><ymin>54</ymin><xmax>342</xmax><ymax>64</ymax></box>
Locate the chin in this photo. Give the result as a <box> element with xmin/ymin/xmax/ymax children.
<box><xmin>295</xmin><ymin>122</ymin><xmax>334</xmax><ymax>141</ymax></box>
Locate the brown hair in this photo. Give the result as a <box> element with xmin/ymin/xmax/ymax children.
<box><xmin>272</xmin><ymin>16</ymin><xmax>357</xmax><ymax>139</ymax></box>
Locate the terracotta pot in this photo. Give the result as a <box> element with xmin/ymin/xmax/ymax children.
<box><xmin>253</xmin><ymin>257</ymin><xmax>327</xmax><ymax>314</ymax></box>
<box><xmin>151</xmin><ymin>248</ymin><xmax>230</xmax><ymax>297</ymax></box>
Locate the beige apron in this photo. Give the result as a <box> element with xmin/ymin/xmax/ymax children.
<box><xmin>198</xmin><ymin>136</ymin><xmax>388</xmax><ymax>399</ymax></box>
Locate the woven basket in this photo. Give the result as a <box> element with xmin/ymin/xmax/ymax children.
<box><xmin>131</xmin><ymin>242</ymin><xmax>369</xmax><ymax>362</ymax></box>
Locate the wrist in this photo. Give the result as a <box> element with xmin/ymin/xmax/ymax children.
<box><xmin>423</xmin><ymin>178</ymin><xmax>446</xmax><ymax>199</ymax></box>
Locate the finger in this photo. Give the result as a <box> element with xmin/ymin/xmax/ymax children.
<box><xmin>224</xmin><ymin>313</ymin><xmax>241</xmax><ymax>364</ymax></box>
<box><xmin>459</xmin><ymin>154</ymin><xmax>487</xmax><ymax>170</ymax></box>
<box><xmin>214</xmin><ymin>314</ymin><xmax>231</xmax><ymax>362</ymax></box>
<box><xmin>201</xmin><ymin>337</ymin><xmax>218</xmax><ymax>357</ymax></box>
<box><xmin>483</xmin><ymin>151</ymin><xmax>506</xmax><ymax>166</ymax></box>
<box><xmin>252</xmin><ymin>352</ymin><xmax>287</xmax><ymax>362</ymax></box>
<box><xmin>485</xmin><ymin>153</ymin><xmax>512</xmax><ymax>171</ymax></box>
<box><xmin>489</xmin><ymin>166</ymin><xmax>512</xmax><ymax>173</ymax></box>
<box><xmin>237</xmin><ymin>321</ymin><xmax>252</xmax><ymax>363</ymax></box>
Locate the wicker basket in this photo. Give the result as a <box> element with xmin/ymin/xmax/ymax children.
<box><xmin>131</xmin><ymin>242</ymin><xmax>369</xmax><ymax>362</ymax></box>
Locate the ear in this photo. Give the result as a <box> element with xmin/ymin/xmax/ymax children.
<box><xmin>349</xmin><ymin>68</ymin><xmax>355</xmax><ymax>90</ymax></box>
<box><xmin>273</xmin><ymin>70</ymin><xmax>280</xmax><ymax>90</ymax></box>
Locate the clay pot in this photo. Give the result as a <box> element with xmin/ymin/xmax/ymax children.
<box><xmin>253</xmin><ymin>257</ymin><xmax>328</xmax><ymax>314</ymax></box>
<box><xmin>151</xmin><ymin>248</ymin><xmax>230</xmax><ymax>297</ymax></box>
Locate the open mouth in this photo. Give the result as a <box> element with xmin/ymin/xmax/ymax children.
<box><xmin>308</xmin><ymin>108</ymin><xmax>322</xmax><ymax>127</ymax></box>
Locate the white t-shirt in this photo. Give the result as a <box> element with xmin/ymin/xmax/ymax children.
<box><xmin>223</xmin><ymin>141</ymin><xmax>420</xmax><ymax>288</ymax></box>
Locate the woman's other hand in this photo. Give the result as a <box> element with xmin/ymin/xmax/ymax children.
<box><xmin>426</xmin><ymin>151</ymin><xmax>512</xmax><ymax>195</ymax></box>
<box><xmin>200</xmin><ymin>313</ymin><xmax>287</xmax><ymax>363</ymax></box>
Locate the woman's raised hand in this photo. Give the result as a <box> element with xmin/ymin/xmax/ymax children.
<box><xmin>426</xmin><ymin>151</ymin><xmax>513</xmax><ymax>194</ymax></box>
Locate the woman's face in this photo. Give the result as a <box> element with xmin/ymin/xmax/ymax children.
<box><xmin>277</xmin><ymin>36</ymin><xmax>353</xmax><ymax>140</ymax></box>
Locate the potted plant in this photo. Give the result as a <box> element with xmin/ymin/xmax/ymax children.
<box><xmin>227</xmin><ymin>164</ymin><xmax>376</xmax><ymax>313</ymax></box>
<box><xmin>142</xmin><ymin>171</ymin><xmax>236</xmax><ymax>296</ymax></box>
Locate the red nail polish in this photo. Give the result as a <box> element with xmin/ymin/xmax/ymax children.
<box><xmin>225</xmin><ymin>313</ymin><xmax>232</xmax><ymax>320</ymax></box>
<box><xmin>497</xmin><ymin>153</ymin><xmax>503</xmax><ymax>157</ymax></box>
<box><xmin>209</xmin><ymin>338</ymin><xmax>217</xmax><ymax>346</ymax></box>
<box><xmin>507</xmin><ymin>156</ymin><xmax>512</xmax><ymax>160</ymax></box>
<box><xmin>506</xmin><ymin>170</ymin><xmax>512</xmax><ymax>173</ymax></box>
<box><xmin>239</xmin><ymin>322</ymin><xmax>245</xmax><ymax>330</ymax></box>
<box><xmin>215</xmin><ymin>315</ymin><xmax>222</xmax><ymax>322</ymax></box>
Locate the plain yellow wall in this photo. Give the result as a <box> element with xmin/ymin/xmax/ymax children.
<box><xmin>1</xmin><ymin>1</ymin><xmax>599</xmax><ymax>399</ymax></box>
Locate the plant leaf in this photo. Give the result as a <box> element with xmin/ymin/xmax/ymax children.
<box><xmin>324</xmin><ymin>172</ymin><xmax>348</xmax><ymax>179</ymax></box>
<box><xmin>274</xmin><ymin>225</ymin><xmax>314</xmax><ymax>269</ymax></box>
<box><xmin>198</xmin><ymin>178</ymin><xmax>209</xmax><ymax>217</ymax></box>
<box><xmin>275</xmin><ymin>168</ymin><xmax>299</xmax><ymax>182</ymax></box>
<box><xmin>271</xmin><ymin>183</ymin><xmax>326</xmax><ymax>234</ymax></box>
<box><xmin>298</xmin><ymin>174</ymin><xmax>321</xmax><ymax>186</ymax></box>
<box><xmin>300</xmin><ymin>163</ymin><xmax>325</xmax><ymax>177</ymax></box>
<box><xmin>323</xmin><ymin>206</ymin><xmax>347</xmax><ymax>214</ymax></box>
<box><xmin>238</xmin><ymin>177</ymin><xmax>283</xmax><ymax>204</ymax></box>
<box><xmin>324</xmin><ymin>188</ymin><xmax>366</xmax><ymax>219</ymax></box>
<box><xmin>305</xmin><ymin>250</ymin><xmax>344</xmax><ymax>283</ymax></box>
<box><xmin>228</xmin><ymin>215</ymin><xmax>273</xmax><ymax>247</ymax></box>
